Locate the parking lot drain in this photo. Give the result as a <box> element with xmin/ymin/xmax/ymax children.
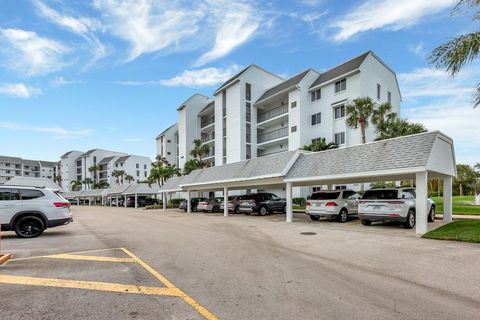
<box><xmin>300</xmin><ymin>232</ymin><xmax>317</xmax><ymax>235</ymax></box>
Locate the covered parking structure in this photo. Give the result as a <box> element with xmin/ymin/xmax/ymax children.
<box><xmin>158</xmin><ymin>131</ymin><xmax>456</xmax><ymax>234</ymax></box>
<box><xmin>120</xmin><ymin>183</ymin><xmax>160</xmax><ymax>208</ymax></box>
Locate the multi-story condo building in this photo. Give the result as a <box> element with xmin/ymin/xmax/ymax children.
<box><xmin>159</xmin><ymin>51</ymin><xmax>401</xmax><ymax>194</ymax></box>
<box><xmin>113</xmin><ymin>155</ymin><xmax>151</xmax><ymax>184</ymax></box>
<box><xmin>156</xmin><ymin>123</ymin><xmax>179</xmax><ymax>166</ymax></box>
<box><xmin>0</xmin><ymin>156</ymin><xmax>58</xmax><ymax>185</ymax></box>
<box><xmin>60</xmin><ymin>150</ymin><xmax>84</xmax><ymax>191</ymax></box>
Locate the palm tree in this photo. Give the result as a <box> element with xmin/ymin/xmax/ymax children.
<box><xmin>183</xmin><ymin>159</ymin><xmax>203</xmax><ymax>175</ymax></box>
<box><xmin>371</xmin><ymin>102</ymin><xmax>397</xmax><ymax>135</ymax></box>
<box><xmin>346</xmin><ymin>97</ymin><xmax>375</xmax><ymax>144</ymax></box>
<box><xmin>71</xmin><ymin>180</ymin><xmax>82</xmax><ymax>191</ymax></box>
<box><xmin>88</xmin><ymin>165</ymin><xmax>99</xmax><ymax>183</ymax></box>
<box><xmin>303</xmin><ymin>138</ymin><xmax>338</xmax><ymax>152</ymax></box>
<box><xmin>54</xmin><ymin>175</ymin><xmax>62</xmax><ymax>187</ymax></box>
<box><xmin>376</xmin><ymin>118</ymin><xmax>427</xmax><ymax>140</ymax></box>
<box><xmin>190</xmin><ymin>139</ymin><xmax>210</xmax><ymax>162</ymax></box>
<box><xmin>112</xmin><ymin>170</ymin><xmax>125</xmax><ymax>185</ymax></box>
<box><xmin>125</xmin><ymin>174</ymin><xmax>135</xmax><ymax>184</ymax></box>
<box><xmin>430</xmin><ymin>0</ymin><xmax>480</xmax><ymax>107</ymax></box>
<box><xmin>163</xmin><ymin>164</ymin><xmax>181</xmax><ymax>180</ymax></box>
<box><xmin>93</xmin><ymin>181</ymin><xmax>110</xmax><ymax>189</ymax></box>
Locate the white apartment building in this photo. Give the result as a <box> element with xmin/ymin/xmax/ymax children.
<box><xmin>113</xmin><ymin>155</ymin><xmax>151</xmax><ymax>185</ymax></box>
<box><xmin>0</xmin><ymin>156</ymin><xmax>58</xmax><ymax>185</ymax></box>
<box><xmin>156</xmin><ymin>51</ymin><xmax>401</xmax><ymax>195</ymax></box>
<box><xmin>156</xmin><ymin>123</ymin><xmax>179</xmax><ymax>166</ymax></box>
<box><xmin>60</xmin><ymin>150</ymin><xmax>84</xmax><ymax>191</ymax></box>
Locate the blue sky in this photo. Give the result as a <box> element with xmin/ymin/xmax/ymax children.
<box><xmin>0</xmin><ymin>0</ymin><xmax>479</xmax><ymax>165</ymax></box>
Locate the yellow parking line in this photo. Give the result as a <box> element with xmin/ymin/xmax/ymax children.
<box><xmin>120</xmin><ymin>248</ymin><xmax>219</xmax><ymax>320</ymax></box>
<box><xmin>45</xmin><ymin>254</ymin><xmax>135</xmax><ymax>263</ymax></box>
<box><xmin>11</xmin><ymin>248</ymin><xmax>124</xmax><ymax>262</ymax></box>
<box><xmin>0</xmin><ymin>274</ymin><xmax>182</xmax><ymax>297</ymax></box>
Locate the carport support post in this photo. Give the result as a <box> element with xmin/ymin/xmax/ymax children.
<box><xmin>76</xmin><ymin>197</ymin><xmax>79</xmax><ymax>205</ymax></box>
<box><xmin>223</xmin><ymin>186</ymin><xmax>229</xmax><ymax>217</ymax></box>
<box><xmin>134</xmin><ymin>193</ymin><xmax>138</xmax><ymax>209</ymax></box>
<box><xmin>116</xmin><ymin>196</ymin><xmax>119</xmax><ymax>207</ymax></box>
<box><xmin>186</xmin><ymin>190</ymin><xmax>191</xmax><ymax>213</ymax></box>
<box><xmin>286</xmin><ymin>182</ymin><xmax>293</xmax><ymax>222</ymax></box>
<box><xmin>415</xmin><ymin>171</ymin><xmax>428</xmax><ymax>234</ymax></box>
<box><xmin>162</xmin><ymin>193</ymin><xmax>167</xmax><ymax>211</ymax></box>
<box><xmin>124</xmin><ymin>195</ymin><xmax>127</xmax><ymax>208</ymax></box>
<box><xmin>443</xmin><ymin>176</ymin><xmax>453</xmax><ymax>222</ymax></box>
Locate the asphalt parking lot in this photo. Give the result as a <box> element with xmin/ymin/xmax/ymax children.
<box><xmin>1</xmin><ymin>206</ymin><xmax>480</xmax><ymax>320</ymax></box>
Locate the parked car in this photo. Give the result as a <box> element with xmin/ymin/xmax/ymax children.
<box><xmin>126</xmin><ymin>196</ymin><xmax>158</xmax><ymax>207</ymax></box>
<box><xmin>239</xmin><ymin>193</ymin><xmax>286</xmax><ymax>216</ymax></box>
<box><xmin>179</xmin><ymin>197</ymin><xmax>207</xmax><ymax>212</ymax></box>
<box><xmin>0</xmin><ymin>186</ymin><xmax>73</xmax><ymax>238</ymax></box>
<box><xmin>198</xmin><ymin>197</ymin><xmax>223</xmax><ymax>213</ymax></box>
<box><xmin>220</xmin><ymin>196</ymin><xmax>244</xmax><ymax>214</ymax></box>
<box><xmin>306</xmin><ymin>190</ymin><xmax>361</xmax><ymax>222</ymax></box>
<box><xmin>358</xmin><ymin>188</ymin><xmax>436</xmax><ymax>229</ymax></box>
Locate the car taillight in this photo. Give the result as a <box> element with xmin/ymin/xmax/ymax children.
<box><xmin>54</xmin><ymin>202</ymin><xmax>70</xmax><ymax>208</ymax></box>
<box><xmin>325</xmin><ymin>202</ymin><xmax>338</xmax><ymax>207</ymax></box>
<box><xmin>306</xmin><ymin>201</ymin><xmax>312</xmax><ymax>206</ymax></box>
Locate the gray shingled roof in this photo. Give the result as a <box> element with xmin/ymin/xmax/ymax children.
<box><xmin>61</xmin><ymin>150</ymin><xmax>81</xmax><ymax>159</ymax></box>
<box><xmin>309</xmin><ymin>51</ymin><xmax>370</xmax><ymax>89</ymax></box>
<box><xmin>199</xmin><ymin>101</ymin><xmax>215</xmax><ymax>114</ymax></box>
<box><xmin>213</xmin><ymin>65</ymin><xmax>251</xmax><ymax>94</ymax></box>
<box><xmin>180</xmin><ymin>151</ymin><xmax>297</xmax><ymax>187</ymax></box>
<box><xmin>156</xmin><ymin>123</ymin><xmax>178</xmax><ymax>139</ymax></box>
<box><xmin>115</xmin><ymin>156</ymin><xmax>130</xmax><ymax>163</ymax></box>
<box><xmin>22</xmin><ymin>159</ymin><xmax>39</xmax><ymax>166</ymax></box>
<box><xmin>105</xmin><ymin>184</ymin><xmax>131</xmax><ymax>195</ymax></box>
<box><xmin>257</xmin><ymin>69</ymin><xmax>312</xmax><ymax>103</ymax></box>
<box><xmin>98</xmin><ymin>156</ymin><xmax>115</xmax><ymax>165</ymax></box>
<box><xmin>286</xmin><ymin>132</ymin><xmax>438</xmax><ymax>180</ymax></box>
<box><xmin>123</xmin><ymin>183</ymin><xmax>160</xmax><ymax>195</ymax></box>
<box><xmin>0</xmin><ymin>156</ymin><xmax>23</xmax><ymax>163</ymax></box>
<box><xmin>159</xmin><ymin>176</ymin><xmax>185</xmax><ymax>193</ymax></box>
<box><xmin>39</xmin><ymin>161</ymin><xmax>56</xmax><ymax>167</ymax></box>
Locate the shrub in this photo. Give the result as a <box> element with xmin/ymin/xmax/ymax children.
<box><xmin>168</xmin><ymin>198</ymin><xmax>185</xmax><ymax>207</ymax></box>
<box><xmin>145</xmin><ymin>205</ymin><xmax>163</xmax><ymax>210</ymax></box>
<box><xmin>293</xmin><ymin>197</ymin><xmax>306</xmax><ymax>206</ymax></box>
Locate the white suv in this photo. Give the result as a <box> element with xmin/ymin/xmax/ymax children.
<box><xmin>0</xmin><ymin>186</ymin><xmax>73</xmax><ymax>238</ymax></box>
<box><xmin>306</xmin><ymin>190</ymin><xmax>361</xmax><ymax>223</ymax></box>
<box><xmin>358</xmin><ymin>188</ymin><xmax>435</xmax><ymax>229</ymax></box>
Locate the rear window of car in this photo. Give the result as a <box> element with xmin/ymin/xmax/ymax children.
<box><xmin>0</xmin><ymin>188</ymin><xmax>20</xmax><ymax>201</ymax></box>
<box><xmin>20</xmin><ymin>189</ymin><xmax>44</xmax><ymax>200</ymax></box>
<box><xmin>363</xmin><ymin>189</ymin><xmax>398</xmax><ymax>199</ymax></box>
<box><xmin>310</xmin><ymin>192</ymin><xmax>340</xmax><ymax>200</ymax></box>
<box><xmin>54</xmin><ymin>191</ymin><xmax>68</xmax><ymax>201</ymax></box>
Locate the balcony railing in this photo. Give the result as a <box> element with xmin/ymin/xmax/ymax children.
<box><xmin>257</xmin><ymin>104</ymin><xmax>288</xmax><ymax>123</ymax></box>
<box><xmin>201</xmin><ymin>116</ymin><xmax>215</xmax><ymax>128</ymax></box>
<box><xmin>201</xmin><ymin>131</ymin><xmax>215</xmax><ymax>143</ymax></box>
<box><xmin>257</xmin><ymin>127</ymin><xmax>288</xmax><ymax>144</ymax></box>
<box><xmin>204</xmin><ymin>148</ymin><xmax>215</xmax><ymax>158</ymax></box>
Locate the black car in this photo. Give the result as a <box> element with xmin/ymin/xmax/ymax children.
<box><xmin>126</xmin><ymin>196</ymin><xmax>158</xmax><ymax>207</ymax></box>
<box><xmin>238</xmin><ymin>193</ymin><xmax>286</xmax><ymax>216</ymax></box>
<box><xmin>179</xmin><ymin>197</ymin><xmax>208</xmax><ymax>212</ymax></box>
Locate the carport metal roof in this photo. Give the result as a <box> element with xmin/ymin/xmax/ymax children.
<box><xmin>121</xmin><ymin>183</ymin><xmax>160</xmax><ymax>195</ymax></box>
<box><xmin>159</xmin><ymin>176</ymin><xmax>186</xmax><ymax>193</ymax></box>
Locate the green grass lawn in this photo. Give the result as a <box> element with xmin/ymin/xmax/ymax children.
<box><xmin>422</xmin><ymin>220</ymin><xmax>480</xmax><ymax>243</ymax></box>
<box><xmin>430</xmin><ymin>196</ymin><xmax>480</xmax><ymax>215</ymax></box>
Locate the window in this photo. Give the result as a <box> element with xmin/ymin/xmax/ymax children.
<box><xmin>136</xmin><ymin>163</ymin><xmax>139</xmax><ymax>169</ymax></box>
<box><xmin>5</xmin><ymin>170</ymin><xmax>10</xmax><ymax>174</ymax></box>
<box><xmin>291</xmin><ymin>101</ymin><xmax>297</xmax><ymax>108</ymax></box>
<box><xmin>310</xmin><ymin>88</ymin><xmax>321</xmax><ymax>102</ymax></box>
<box><xmin>144</xmin><ymin>164</ymin><xmax>147</xmax><ymax>169</ymax></box>
<box><xmin>334</xmin><ymin>78</ymin><xmax>347</xmax><ymax>93</ymax></box>
<box><xmin>291</xmin><ymin>126</ymin><xmax>297</xmax><ymax>133</ymax></box>
<box><xmin>311</xmin><ymin>112</ymin><xmax>321</xmax><ymax>126</ymax></box>
<box><xmin>335</xmin><ymin>185</ymin><xmax>347</xmax><ymax>190</ymax></box>
<box><xmin>136</xmin><ymin>171</ymin><xmax>140</xmax><ymax>177</ymax></box>
<box><xmin>334</xmin><ymin>105</ymin><xmax>345</xmax><ymax>119</ymax></box>
<box><xmin>246</xmin><ymin>145</ymin><xmax>251</xmax><ymax>160</ymax></box>
<box><xmin>20</xmin><ymin>189</ymin><xmax>44</xmax><ymax>200</ymax></box>
<box><xmin>246</xmin><ymin>102</ymin><xmax>251</xmax><ymax>122</ymax></box>
<box><xmin>246</xmin><ymin>123</ymin><xmax>251</xmax><ymax>143</ymax></box>
<box><xmin>167</xmin><ymin>139</ymin><xmax>171</xmax><ymax>143</ymax></box>
<box><xmin>388</xmin><ymin>91</ymin><xmax>392</xmax><ymax>104</ymax></box>
<box><xmin>0</xmin><ymin>189</ymin><xmax>19</xmax><ymax>201</ymax></box>
<box><xmin>377</xmin><ymin>83</ymin><xmax>381</xmax><ymax>100</ymax></box>
<box><xmin>343</xmin><ymin>190</ymin><xmax>355</xmax><ymax>199</ymax></box>
<box><xmin>144</xmin><ymin>171</ymin><xmax>147</xmax><ymax>177</ymax></box>
<box><xmin>222</xmin><ymin>91</ymin><xmax>227</xmax><ymax>117</ymax></box>
<box><xmin>245</xmin><ymin>83</ymin><xmax>251</xmax><ymax>101</ymax></box>
<box><xmin>334</xmin><ymin>132</ymin><xmax>345</xmax><ymax>145</ymax></box>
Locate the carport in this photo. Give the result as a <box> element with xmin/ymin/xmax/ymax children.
<box><xmin>158</xmin><ymin>176</ymin><xmax>186</xmax><ymax>211</ymax></box>
<box><xmin>159</xmin><ymin>131</ymin><xmax>456</xmax><ymax>234</ymax></box>
<box><xmin>105</xmin><ymin>184</ymin><xmax>131</xmax><ymax>207</ymax></box>
<box><xmin>77</xmin><ymin>189</ymin><xmax>108</xmax><ymax>206</ymax></box>
<box><xmin>120</xmin><ymin>183</ymin><xmax>160</xmax><ymax>208</ymax></box>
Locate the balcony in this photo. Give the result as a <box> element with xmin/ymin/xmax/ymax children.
<box><xmin>200</xmin><ymin>116</ymin><xmax>215</xmax><ymax>128</ymax></box>
<box><xmin>204</xmin><ymin>147</ymin><xmax>215</xmax><ymax>159</ymax></box>
<box><xmin>257</xmin><ymin>104</ymin><xmax>288</xmax><ymax>124</ymax></box>
<box><xmin>257</xmin><ymin>127</ymin><xmax>288</xmax><ymax>144</ymax></box>
<box><xmin>201</xmin><ymin>131</ymin><xmax>215</xmax><ymax>143</ymax></box>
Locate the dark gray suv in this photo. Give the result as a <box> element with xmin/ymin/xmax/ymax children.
<box><xmin>239</xmin><ymin>193</ymin><xmax>286</xmax><ymax>216</ymax></box>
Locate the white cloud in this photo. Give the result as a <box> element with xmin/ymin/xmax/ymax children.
<box><xmin>195</xmin><ymin>1</ymin><xmax>261</xmax><ymax>66</ymax></box>
<box><xmin>330</xmin><ymin>0</ymin><xmax>456</xmax><ymax>42</ymax></box>
<box><xmin>408</xmin><ymin>42</ymin><xmax>427</xmax><ymax>57</ymax></box>
<box><xmin>33</xmin><ymin>0</ymin><xmax>106</xmax><ymax>66</ymax></box>
<box><xmin>0</xmin><ymin>83</ymin><xmax>42</xmax><ymax>98</ymax></box>
<box><xmin>0</xmin><ymin>28</ymin><xmax>70</xmax><ymax>76</ymax></box>
<box><xmin>113</xmin><ymin>80</ymin><xmax>157</xmax><ymax>86</ymax></box>
<box><xmin>51</xmin><ymin>77</ymin><xmax>83</xmax><ymax>87</ymax></box>
<box><xmin>93</xmin><ymin>0</ymin><xmax>204</xmax><ymax>62</ymax></box>
<box><xmin>0</xmin><ymin>122</ymin><xmax>93</xmax><ymax>139</ymax></box>
<box><xmin>159</xmin><ymin>65</ymin><xmax>242</xmax><ymax>87</ymax></box>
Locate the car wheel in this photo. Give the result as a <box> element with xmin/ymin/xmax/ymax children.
<box><xmin>14</xmin><ymin>216</ymin><xmax>45</xmax><ymax>238</ymax></box>
<box><xmin>212</xmin><ymin>206</ymin><xmax>220</xmax><ymax>213</ymax></box>
<box><xmin>403</xmin><ymin>210</ymin><xmax>416</xmax><ymax>229</ymax></box>
<box><xmin>183</xmin><ymin>208</ymin><xmax>187</xmax><ymax>212</ymax></box>
<box><xmin>337</xmin><ymin>208</ymin><xmax>348</xmax><ymax>223</ymax></box>
<box><xmin>361</xmin><ymin>219</ymin><xmax>371</xmax><ymax>226</ymax></box>
<box><xmin>310</xmin><ymin>215</ymin><xmax>320</xmax><ymax>221</ymax></box>
<box><xmin>234</xmin><ymin>206</ymin><xmax>240</xmax><ymax>214</ymax></box>
<box><xmin>428</xmin><ymin>206</ymin><xmax>435</xmax><ymax>222</ymax></box>
<box><xmin>259</xmin><ymin>206</ymin><xmax>268</xmax><ymax>216</ymax></box>
<box><xmin>282</xmin><ymin>205</ymin><xmax>286</xmax><ymax>214</ymax></box>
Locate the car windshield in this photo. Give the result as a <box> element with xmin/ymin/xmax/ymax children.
<box><xmin>363</xmin><ymin>189</ymin><xmax>399</xmax><ymax>199</ymax></box>
<box><xmin>310</xmin><ymin>192</ymin><xmax>340</xmax><ymax>200</ymax></box>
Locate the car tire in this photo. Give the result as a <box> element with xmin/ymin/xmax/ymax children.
<box><xmin>428</xmin><ymin>206</ymin><xmax>435</xmax><ymax>222</ymax></box>
<box><xmin>282</xmin><ymin>205</ymin><xmax>286</xmax><ymax>214</ymax></box>
<box><xmin>234</xmin><ymin>206</ymin><xmax>240</xmax><ymax>214</ymax></box>
<box><xmin>212</xmin><ymin>206</ymin><xmax>220</xmax><ymax>213</ymax></box>
<box><xmin>403</xmin><ymin>210</ymin><xmax>416</xmax><ymax>229</ymax></box>
<box><xmin>259</xmin><ymin>206</ymin><xmax>268</xmax><ymax>216</ymax></box>
<box><xmin>310</xmin><ymin>215</ymin><xmax>320</xmax><ymax>221</ymax></box>
<box><xmin>14</xmin><ymin>215</ymin><xmax>45</xmax><ymax>238</ymax></box>
<box><xmin>337</xmin><ymin>208</ymin><xmax>348</xmax><ymax>223</ymax></box>
<box><xmin>361</xmin><ymin>219</ymin><xmax>371</xmax><ymax>226</ymax></box>
<box><xmin>183</xmin><ymin>208</ymin><xmax>187</xmax><ymax>212</ymax></box>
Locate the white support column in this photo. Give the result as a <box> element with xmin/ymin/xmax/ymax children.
<box><xmin>286</xmin><ymin>182</ymin><xmax>293</xmax><ymax>222</ymax></box>
<box><xmin>443</xmin><ymin>176</ymin><xmax>453</xmax><ymax>223</ymax></box>
<box><xmin>77</xmin><ymin>197</ymin><xmax>79</xmax><ymax>205</ymax></box>
<box><xmin>327</xmin><ymin>184</ymin><xmax>333</xmax><ymax>191</ymax></box>
<box><xmin>162</xmin><ymin>193</ymin><xmax>167</xmax><ymax>211</ymax></box>
<box><xmin>89</xmin><ymin>197</ymin><xmax>91</xmax><ymax>206</ymax></box>
<box><xmin>116</xmin><ymin>196</ymin><xmax>119</xmax><ymax>207</ymax></box>
<box><xmin>415</xmin><ymin>171</ymin><xmax>428</xmax><ymax>234</ymax></box>
<box><xmin>224</xmin><ymin>186</ymin><xmax>229</xmax><ymax>217</ymax></box>
<box><xmin>134</xmin><ymin>193</ymin><xmax>138</xmax><ymax>209</ymax></box>
<box><xmin>186</xmin><ymin>190</ymin><xmax>191</xmax><ymax>213</ymax></box>
<box><xmin>124</xmin><ymin>195</ymin><xmax>127</xmax><ymax>208</ymax></box>
<box><xmin>109</xmin><ymin>197</ymin><xmax>112</xmax><ymax>207</ymax></box>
